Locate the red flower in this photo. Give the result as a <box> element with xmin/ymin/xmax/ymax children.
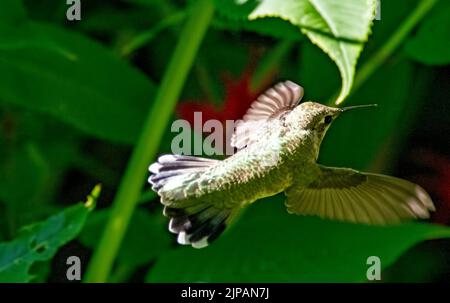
<box><xmin>175</xmin><ymin>57</ymin><xmax>276</xmax><ymax>155</ymax></box>
<box><xmin>177</xmin><ymin>64</ymin><xmax>274</xmax><ymax>129</ymax></box>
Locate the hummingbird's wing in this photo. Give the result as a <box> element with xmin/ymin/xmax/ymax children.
<box><xmin>284</xmin><ymin>165</ymin><xmax>435</xmax><ymax>225</ymax></box>
<box><xmin>231</xmin><ymin>80</ymin><xmax>304</xmax><ymax>149</ymax></box>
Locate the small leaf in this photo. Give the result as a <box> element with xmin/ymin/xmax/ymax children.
<box><xmin>246</xmin><ymin>0</ymin><xmax>377</xmax><ymax>104</ymax></box>
<box><xmin>404</xmin><ymin>2</ymin><xmax>450</xmax><ymax>65</ymax></box>
<box><xmin>0</xmin><ymin>187</ymin><xmax>98</xmax><ymax>282</ymax></box>
<box><xmin>147</xmin><ymin>197</ymin><xmax>450</xmax><ymax>282</ymax></box>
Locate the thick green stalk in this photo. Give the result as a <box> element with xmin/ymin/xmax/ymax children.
<box><xmin>84</xmin><ymin>0</ymin><xmax>214</xmax><ymax>282</ymax></box>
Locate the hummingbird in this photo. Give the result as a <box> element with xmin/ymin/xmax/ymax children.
<box><xmin>148</xmin><ymin>80</ymin><xmax>435</xmax><ymax>248</ymax></box>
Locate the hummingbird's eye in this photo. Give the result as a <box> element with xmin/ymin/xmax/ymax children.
<box><xmin>324</xmin><ymin>115</ymin><xmax>333</xmax><ymax>124</ymax></box>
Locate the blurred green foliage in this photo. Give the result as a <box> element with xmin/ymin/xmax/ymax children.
<box><xmin>0</xmin><ymin>0</ymin><xmax>449</xmax><ymax>282</ymax></box>
<box><xmin>0</xmin><ymin>9</ymin><xmax>157</xmax><ymax>143</ymax></box>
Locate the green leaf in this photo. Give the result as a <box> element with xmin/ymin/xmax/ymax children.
<box><xmin>0</xmin><ymin>186</ymin><xmax>99</xmax><ymax>282</ymax></box>
<box><xmin>79</xmin><ymin>208</ymin><xmax>172</xmax><ymax>268</ymax></box>
<box><xmin>0</xmin><ymin>23</ymin><xmax>156</xmax><ymax>144</ymax></box>
<box><xmin>404</xmin><ymin>2</ymin><xmax>450</xmax><ymax>65</ymax></box>
<box><xmin>297</xmin><ymin>0</ymin><xmax>429</xmax><ymax>169</ymax></box>
<box><xmin>246</xmin><ymin>0</ymin><xmax>377</xmax><ymax>104</ymax></box>
<box><xmin>146</xmin><ymin>197</ymin><xmax>450</xmax><ymax>282</ymax></box>
<box><xmin>311</xmin><ymin>0</ymin><xmax>432</xmax><ymax>170</ymax></box>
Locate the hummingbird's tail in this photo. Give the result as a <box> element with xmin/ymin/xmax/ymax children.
<box><xmin>163</xmin><ymin>203</ymin><xmax>237</xmax><ymax>249</ymax></box>
<box><xmin>148</xmin><ymin>154</ymin><xmax>239</xmax><ymax>248</ymax></box>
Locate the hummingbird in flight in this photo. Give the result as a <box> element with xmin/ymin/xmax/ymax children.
<box><xmin>149</xmin><ymin>81</ymin><xmax>435</xmax><ymax>248</ymax></box>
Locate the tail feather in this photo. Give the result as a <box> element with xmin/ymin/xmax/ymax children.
<box><xmin>165</xmin><ymin>205</ymin><xmax>233</xmax><ymax>248</ymax></box>
<box><xmin>149</xmin><ymin>154</ymin><xmax>238</xmax><ymax>248</ymax></box>
<box><xmin>148</xmin><ymin>154</ymin><xmax>218</xmax><ymax>202</ymax></box>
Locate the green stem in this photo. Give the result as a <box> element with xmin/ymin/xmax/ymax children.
<box><xmin>120</xmin><ymin>11</ymin><xmax>187</xmax><ymax>57</ymax></box>
<box><xmin>350</xmin><ymin>0</ymin><xmax>437</xmax><ymax>97</ymax></box>
<box><xmin>83</xmin><ymin>0</ymin><xmax>215</xmax><ymax>282</ymax></box>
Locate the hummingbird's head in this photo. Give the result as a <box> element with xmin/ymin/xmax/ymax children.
<box><xmin>291</xmin><ymin>101</ymin><xmax>377</xmax><ymax>144</ymax></box>
<box><xmin>293</xmin><ymin>102</ymin><xmax>341</xmax><ymax>135</ymax></box>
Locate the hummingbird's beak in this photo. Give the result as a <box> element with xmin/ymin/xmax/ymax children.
<box><xmin>340</xmin><ymin>104</ymin><xmax>378</xmax><ymax>113</ymax></box>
